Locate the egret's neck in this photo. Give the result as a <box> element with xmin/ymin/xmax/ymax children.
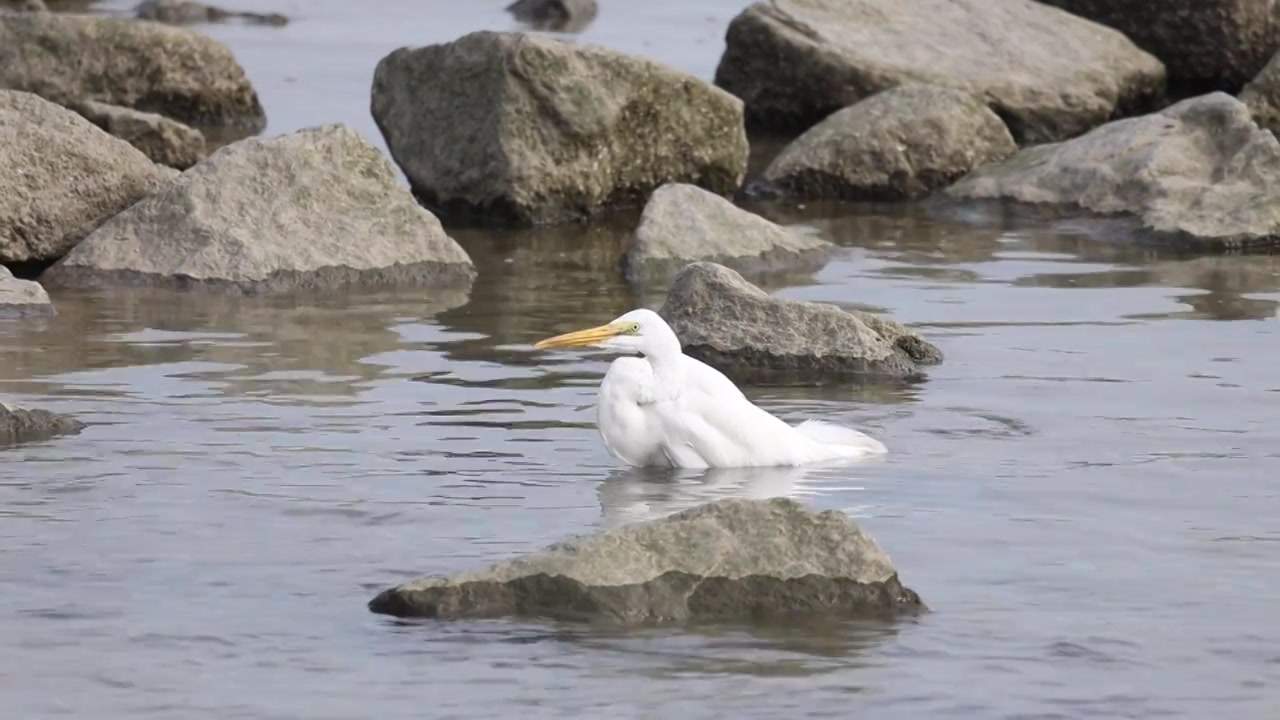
<box><xmin>641</xmin><ymin>328</ymin><xmax>685</xmax><ymax>400</ymax></box>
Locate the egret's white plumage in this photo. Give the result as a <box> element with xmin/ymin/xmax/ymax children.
<box><xmin>534</xmin><ymin>308</ymin><xmax>887</xmax><ymax>468</ymax></box>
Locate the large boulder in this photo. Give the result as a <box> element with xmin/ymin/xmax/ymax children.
<box><xmin>0</xmin><ymin>401</ymin><xmax>85</xmax><ymax>447</ymax></box>
<box><xmin>623</xmin><ymin>183</ymin><xmax>834</xmax><ymax>282</ymax></box>
<box><xmin>0</xmin><ymin>90</ymin><xmax>175</xmax><ymax>265</ymax></box>
<box><xmin>68</xmin><ymin>99</ymin><xmax>206</xmax><ymax>169</ymax></box>
<box><xmin>947</xmin><ymin>93</ymin><xmax>1280</xmax><ymax>250</ymax></box>
<box><xmin>757</xmin><ymin>84</ymin><xmax>1017</xmax><ymax>201</ymax></box>
<box><xmin>658</xmin><ymin>262</ymin><xmax>943</xmax><ymax>384</ymax></box>
<box><xmin>1038</xmin><ymin>0</ymin><xmax>1279</xmax><ymax>93</ymax></box>
<box><xmin>369</xmin><ymin>497</ymin><xmax>922</xmax><ymax>623</ymax></box>
<box><xmin>713</xmin><ymin>0</ymin><xmax>1165</xmax><ymax>143</ymax></box>
<box><xmin>371</xmin><ymin>31</ymin><xmax>749</xmax><ymax>226</ymax></box>
<box><xmin>42</xmin><ymin>124</ymin><xmax>478</xmax><ymax>293</ymax></box>
<box><xmin>0</xmin><ymin>11</ymin><xmax>265</xmax><ymax>131</ymax></box>
<box><xmin>1241</xmin><ymin>51</ymin><xmax>1280</xmax><ymax>137</ymax></box>
<box><xmin>0</xmin><ymin>266</ymin><xmax>54</xmax><ymax>317</ymax></box>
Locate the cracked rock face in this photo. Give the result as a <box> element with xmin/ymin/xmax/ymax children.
<box><xmin>369</xmin><ymin>497</ymin><xmax>922</xmax><ymax>623</ymax></box>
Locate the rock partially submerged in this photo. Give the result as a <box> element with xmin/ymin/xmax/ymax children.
<box><xmin>947</xmin><ymin>93</ymin><xmax>1280</xmax><ymax>250</ymax></box>
<box><xmin>713</xmin><ymin>0</ymin><xmax>1165</xmax><ymax>143</ymax></box>
<box><xmin>370</xmin><ymin>497</ymin><xmax>922</xmax><ymax>623</ymax></box>
<box><xmin>624</xmin><ymin>184</ymin><xmax>834</xmax><ymax>282</ymax></box>
<box><xmin>1241</xmin><ymin>52</ymin><xmax>1280</xmax><ymax>137</ymax></box>
<box><xmin>659</xmin><ymin>262</ymin><xmax>943</xmax><ymax>384</ymax></box>
<box><xmin>371</xmin><ymin>31</ymin><xmax>748</xmax><ymax>226</ymax></box>
<box><xmin>0</xmin><ymin>266</ymin><xmax>54</xmax><ymax>317</ymax></box>
<box><xmin>0</xmin><ymin>11</ymin><xmax>265</xmax><ymax>131</ymax></box>
<box><xmin>134</xmin><ymin>0</ymin><xmax>288</xmax><ymax>26</ymax></box>
<box><xmin>505</xmin><ymin>0</ymin><xmax>596</xmax><ymax>32</ymax></box>
<box><xmin>757</xmin><ymin>84</ymin><xmax>1017</xmax><ymax>201</ymax></box>
<box><xmin>42</xmin><ymin>124</ymin><xmax>477</xmax><ymax>293</ymax></box>
<box><xmin>0</xmin><ymin>90</ymin><xmax>175</xmax><ymax>265</ymax></box>
<box><xmin>0</xmin><ymin>402</ymin><xmax>85</xmax><ymax>447</ymax></box>
<box><xmin>69</xmin><ymin>99</ymin><xmax>206</xmax><ymax>169</ymax></box>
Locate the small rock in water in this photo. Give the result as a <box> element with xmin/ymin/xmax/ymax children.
<box><xmin>0</xmin><ymin>402</ymin><xmax>85</xmax><ymax>447</ymax></box>
<box><xmin>134</xmin><ymin>0</ymin><xmax>288</xmax><ymax>27</ymax></box>
<box><xmin>42</xmin><ymin>124</ymin><xmax>477</xmax><ymax>293</ymax></box>
<box><xmin>1240</xmin><ymin>52</ymin><xmax>1280</xmax><ymax>137</ymax></box>
<box><xmin>505</xmin><ymin>0</ymin><xmax>597</xmax><ymax>32</ymax></box>
<box><xmin>623</xmin><ymin>183</ymin><xmax>835</xmax><ymax>283</ymax></box>
<box><xmin>0</xmin><ymin>266</ymin><xmax>55</xmax><ymax>317</ymax></box>
<box><xmin>68</xmin><ymin>100</ymin><xmax>207</xmax><ymax>170</ymax></box>
<box><xmin>756</xmin><ymin>84</ymin><xmax>1017</xmax><ymax>201</ymax></box>
<box><xmin>371</xmin><ymin>31</ymin><xmax>748</xmax><ymax>226</ymax></box>
<box><xmin>369</xmin><ymin>497</ymin><xmax>922</xmax><ymax>623</ymax></box>
<box><xmin>659</xmin><ymin>262</ymin><xmax>943</xmax><ymax>384</ymax></box>
<box><xmin>947</xmin><ymin>92</ymin><xmax>1280</xmax><ymax>250</ymax></box>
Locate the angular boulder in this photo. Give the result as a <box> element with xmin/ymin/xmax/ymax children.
<box><xmin>1039</xmin><ymin>0</ymin><xmax>1278</xmax><ymax>93</ymax></box>
<box><xmin>757</xmin><ymin>83</ymin><xmax>1017</xmax><ymax>201</ymax></box>
<box><xmin>947</xmin><ymin>93</ymin><xmax>1280</xmax><ymax>250</ymax></box>
<box><xmin>0</xmin><ymin>402</ymin><xmax>85</xmax><ymax>447</ymax></box>
<box><xmin>42</xmin><ymin>124</ymin><xmax>478</xmax><ymax>293</ymax></box>
<box><xmin>0</xmin><ymin>90</ymin><xmax>175</xmax><ymax>265</ymax></box>
<box><xmin>1241</xmin><ymin>51</ymin><xmax>1280</xmax><ymax>137</ymax></box>
<box><xmin>69</xmin><ymin>100</ymin><xmax>207</xmax><ymax>170</ymax></box>
<box><xmin>0</xmin><ymin>11</ymin><xmax>265</xmax><ymax>131</ymax></box>
<box><xmin>713</xmin><ymin>0</ymin><xmax>1165</xmax><ymax>143</ymax></box>
<box><xmin>371</xmin><ymin>31</ymin><xmax>749</xmax><ymax>226</ymax></box>
<box><xmin>658</xmin><ymin>262</ymin><xmax>943</xmax><ymax>384</ymax></box>
<box><xmin>0</xmin><ymin>266</ymin><xmax>54</xmax><ymax>317</ymax></box>
<box><xmin>623</xmin><ymin>183</ymin><xmax>834</xmax><ymax>282</ymax></box>
<box><xmin>369</xmin><ymin>497</ymin><xmax>922</xmax><ymax>623</ymax></box>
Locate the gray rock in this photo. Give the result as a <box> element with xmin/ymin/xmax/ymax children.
<box><xmin>369</xmin><ymin>496</ymin><xmax>922</xmax><ymax>623</ymax></box>
<box><xmin>757</xmin><ymin>84</ymin><xmax>1017</xmax><ymax>201</ymax></box>
<box><xmin>371</xmin><ymin>31</ymin><xmax>749</xmax><ymax>226</ymax></box>
<box><xmin>713</xmin><ymin>0</ymin><xmax>1165</xmax><ymax>143</ymax></box>
<box><xmin>0</xmin><ymin>266</ymin><xmax>54</xmax><ymax>317</ymax></box>
<box><xmin>19</xmin><ymin>0</ymin><xmax>47</xmax><ymax>12</ymax></box>
<box><xmin>0</xmin><ymin>90</ymin><xmax>176</xmax><ymax>265</ymax></box>
<box><xmin>658</xmin><ymin>262</ymin><xmax>943</xmax><ymax>384</ymax></box>
<box><xmin>42</xmin><ymin>124</ymin><xmax>478</xmax><ymax>293</ymax></box>
<box><xmin>505</xmin><ymin>0</ymin><xmax>596</xmax><ymax>32</ymax></box>
<box><xmin>1241</xmin><ymin>51</ymin><xmax>1280</xmax><ymax>137</ymax></box>
<box><xmin>68</xmin><ymin>99</ymin><xmax>206</xmax><ymax>169</ymax></box>
<box><xmin>947</xmin><ymin>92</ymin><xmax>1280</xmax><ymax>250</ymax></box>
<box><xmin>0</xmin><ymin>402</ymin><xmax>85</xmax><ymax>447</ymax></box>
<box><xmin>1039</xmin><ymin>0</ymin><xmax>1278</xmax><ymax>93</ymax></box>
<box><xmin>134</xmin><ymin>0</ymin><xmax>288</xmax><ymax>27</ymax></box>
<box><xmin>0</xmin><ymin>11</ymin><xmax>265</xmax><ymax>131</ymax></box>
<box><xmin>623</xmin><ymin>183</ymin><xmax>835</xmax><ymax>282</ymax></box>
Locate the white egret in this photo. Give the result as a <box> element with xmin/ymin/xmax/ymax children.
<box><xmin>533</xmin><ymin>308</ymin><xmax>888</xmax><ymax>468</ymax></box>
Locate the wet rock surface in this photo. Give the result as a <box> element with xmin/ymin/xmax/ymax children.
<box><xmin>658</xmin><ymin>262</ymin><xmax>943</xmax><ymax>384</ymax></box>
<box><xmin>42</xmin><ymin>124</ymin><xmax>477</xmax><ymax>293</ymax></box>
<box><xmin>134</xmin><ymin>0</ymin><xmax>288</xmax><ymax>26</ymax></box>
<box><xmin>947</xmin><ymin>92</ymin><xmax>1280</xmax><ymax>250</ymax></box>
<box><xmin>713</xmin><ymin>0</ymin><xmax>1165</xmax><ymax>143</ymax></box>
<box><xmin>0</xmin><ymin>266</ymin><xmax>54</xmax><ymax>317</ymax></box>
<box><xmin>505</xmin><ymin>0</ymin><xmax>596</xmax><ymax>32</ymax></box>
<box><xmin>0</xmin><ymin>401</ymin><xmax>85</xmax><ymax>447</ymax></box>
<box><xmin>68</xmin><ymin>99</ymin><xmax>207</xmax><ymax>169</ymax></box>
<box><xmin>369</xmin><ymin>497</ymin><xmax>922</xmax><ymax>623</ymax></box>
<box><xmin>371</xmin><ymin>31</ymin><xmax>749</xmax><ymax>226</ymax></box>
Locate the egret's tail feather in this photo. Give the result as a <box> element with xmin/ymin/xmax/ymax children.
<box><xmin>793</xmin><ymin>419</ymin><xmax>888</xmax><ymax>456</ymax></box>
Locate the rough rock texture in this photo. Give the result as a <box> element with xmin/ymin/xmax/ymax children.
<box><xmin>0</xmin><ymin>90</ymin><xmax>176</xmax><ymax>265</ymax></box>
<box><xmin>0</xmin><ymin>402</ymin><xmax>85</xmax><ymax>447</ymax></box>
<box><xmin>19</xmin><ymin>0</ymin><xmax>47</xmax><ymax>12</ymax></box>
<box><xmin>624</xmin><ymin>184</ymin><xmax>834</xmax><ymax>282</ymax></box>
<box><xmin>757</xmin><ymin>84</ymin><xmax>1017</xmax><ymax>201</ymax></box>
<box><xmin>713</xmin><ymin>0</ymin><xmax>1166</xmax><ymax>143</ymax></box>
<box><xmin>1241</xmin><ymin>52</ymin><xmax>1280</xmax><ymax>137</ymax></box>
<box><xmin>0</xmin><ymin>11</ymin><xmax>265</xmax><ymax>131</ymax></box>
<box><xmin>0</xmin><ymin>266</ymin><xmax>54</xmax><ymax>317</ymax></box>
<box><xmin>947</xmin><ymin>93</ymin><xmax>1280</xmax><ymax>250</ymax></box>
<box><xmin>1039</xmin><ymin>0</ymin><xmax>1279</xmax><ymax>93</ymax></box>
<box><xmin>371</xmin><ymin>31</ymin><xmax>749</xmax><ymax>226</ymax></box>
<box><xmin>42</xmin><ymin>124</ymin><xmax>478</xmax><ymax>293</ymax></box>
<box><xmin>369</xmin><ymin>497</ymin><xmax>922</xmax><ymax>623</ymax></box>
<box><xmin>135</xmin><ymin>0</ymin><xmax>288</xmax><ymax>26</ymax></box>
<box><xmin>505</xmin><ymin>0</ymin><xmax>597</xmax><ymax>32</ymax></box>
<box><xmin>69</xmin><ymin>99</ymin><xmax>207</xmax><ymax>169</ymax></box>
<box><xmin>658</xmin><ymin>262</ymin><xmax>943</xmax><ymax>384</ymax></box>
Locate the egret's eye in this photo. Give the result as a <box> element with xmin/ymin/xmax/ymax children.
<box><xmin>625</xmin><ymin>322</ymin><xmax>641</xmax><ymax>335</ymax></box>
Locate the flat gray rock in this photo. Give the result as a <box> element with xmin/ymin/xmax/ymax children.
<box><xmin>0</xmin><ymin>266</ymin><xmax>54</xmax><ymax>317</ymax></box>
<box><xmin>134</xmin><ymin>0</ymin><xmax>288</xmax><ymax>26</ymax></box>
<box><xmin>1241</xmin><ymin>51</ymin><xmax>1280</xmax><ymax>137</ymax></box>
<box><xmin>757</xmin><ymin>83</ymin><xmax>1017</xmax><ymax>200</ymax></box>
<box><xmin>369</xmin><ymin>497</ymin><xmax>922</xmax><ymax>623</ymax></box>
<box><xmin>623</xmin><ymin>183</ymin><xmax>835</xmax><ymax>282</ymax></box>
<box><xmin>0</xmin><ymin>90</ymin><xmax>176</xmax><ymax>265</ymax></box>
<box><xmin>947</xmin><ymin>92</ymin><xmax>1280</xmax><ymax>250</ymax></box>
<box><xmin>69</xmin><ymin>99</ymin><xmax>207</xmax><ymax>170</ymax></box>
<box><xmin>42</xmin><ymin>124</ymin><xmax>477</xmax><ymax>293</ymax></box>
<box><xmin>0</xmin><ymin>401</ymin><xmax>85</xmax><ymax>447</ymax></box>
<box><xmin>658</xmin><ymin>262</ymin><xmax>943</xmax><ymax>384</ymax></box>
<box><xmin>371</xmin><ymin>31</ymin><xmax>749</xmax><ymax>226</ymax></box>
<box><xmin>0</xmin><ymin>11</ymin><xmax>265</xmax><ymax>131</ymax></box>
<box><xmin>713</xmin><ymin>0</ymin><xmax>1165</xmax><ymax>143</ymax></box>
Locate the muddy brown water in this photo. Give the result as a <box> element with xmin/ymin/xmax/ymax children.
<box><xmin>4</xmin><ymin>2</ymin><xmax>1280</xmax><ymax>718</ymax></box>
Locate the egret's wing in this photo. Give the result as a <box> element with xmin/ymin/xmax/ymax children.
<box><xmin>597</xmin><ymin>357</ymin><xmax>668</xmax><ymax>466</ymax></box>
<box><xmin>655</xmin><ymin>375</ymin><xmax>799</xmax><ymax>468</ymax></box>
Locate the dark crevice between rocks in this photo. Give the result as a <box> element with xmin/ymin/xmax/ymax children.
<box><xmin>4</xmin><ymin>259</ymin><xmax>54</xmax><ymax>280</ymax></box>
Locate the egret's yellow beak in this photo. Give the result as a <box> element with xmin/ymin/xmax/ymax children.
<box><xmin>533</xmin><ymin>323</ymin><xmax>623</xmax><ymax>349</ymax></box>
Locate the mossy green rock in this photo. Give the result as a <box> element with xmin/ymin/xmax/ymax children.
<box><xmin>371</xmin><ymin>31</ymin><xmax>749</xmax><ymax>226</ymax></box>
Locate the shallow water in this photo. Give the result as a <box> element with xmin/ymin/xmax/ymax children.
<box><xmin>5</xmin><ymin>2</ymin><xmax>1280</xmax><ymax>719</ymax></box>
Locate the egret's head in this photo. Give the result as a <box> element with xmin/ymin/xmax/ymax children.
<box><xmin>533</xmin><ymin>308</ymin><xmax>672</xmax><ymax>355</ymax></box>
